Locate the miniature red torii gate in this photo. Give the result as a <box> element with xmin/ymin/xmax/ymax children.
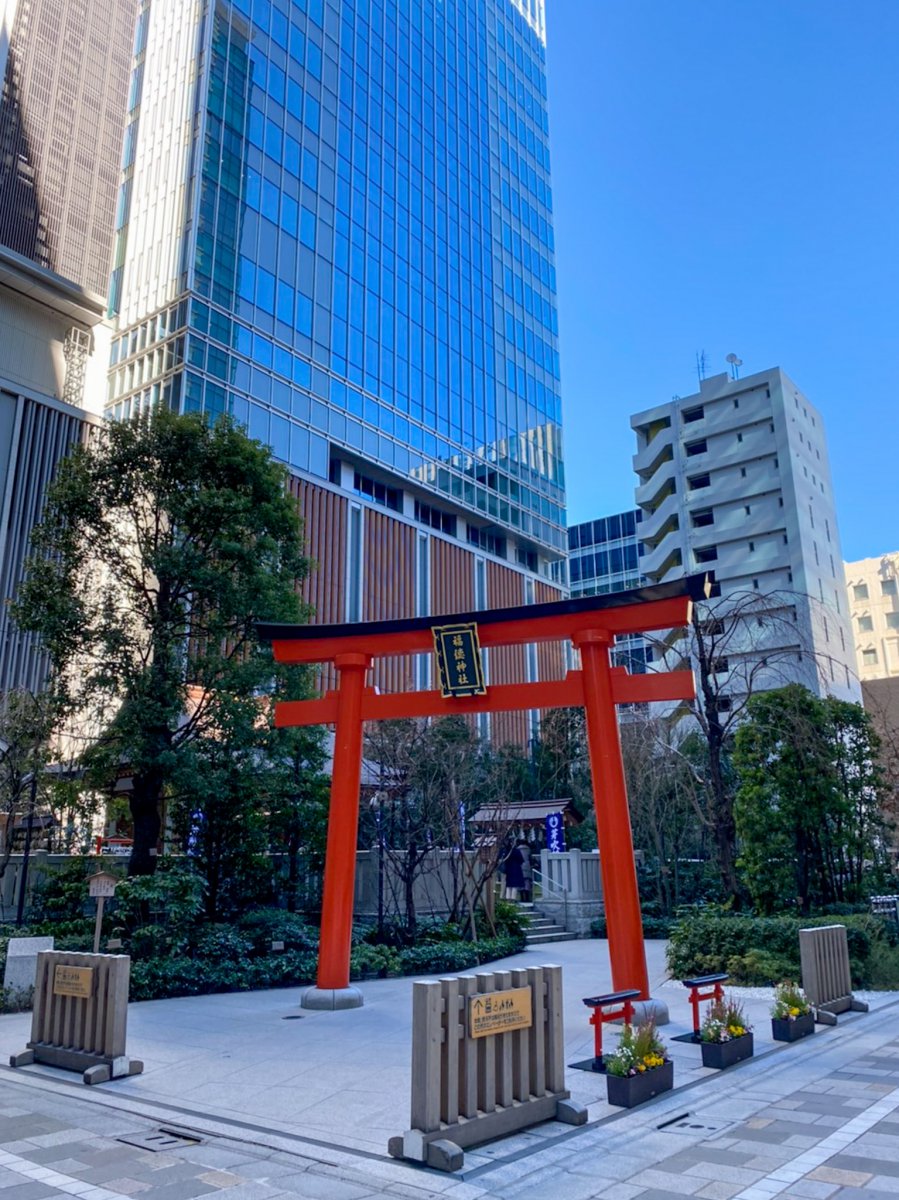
<box><xmin>260</xmin><ymin>574</ymin><xmax>707</xmax><ymax>1010</ymax></box>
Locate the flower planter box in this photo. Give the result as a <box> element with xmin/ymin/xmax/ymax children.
<box><xmin>606</xmin><ymin>1059</ymin><xmax>674</xmax><ymax>1108</ymax></box>
<box><xmin>772</xmin><ymin>1013</ymin><xmax>815</xmax><ymax>1042</ymax></box>
<box><xmin>701</xmin><ymin>1032</ymin><xmax>753</xmax><ymax>1070</ymax></box>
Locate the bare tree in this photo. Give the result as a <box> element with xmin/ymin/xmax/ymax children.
<box><xmin>620</xmin><ymin>713</ymin><xmax>707</xmax><ymax>913</ymax></box>
<box><xmin>361</xmin><ymin>717</ymin><xmax>522</xmax><ymax>940</ymax></box>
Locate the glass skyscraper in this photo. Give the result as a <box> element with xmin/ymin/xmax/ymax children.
<box><xmin>108</xmin><ymin>0</ymin><xmax>564</xmax><ymax>565</ymax></box>
<box><xmin>0</xmin><ymin>0</ymin><xmax>134</xmax><ymax>693</ymax></box>
<box><xmin>567</xmin><ymin>509</ymin><xmax>652</xmax><ymax>676</ymax></box>
<box><xmin>0</xmin><ymin>0</ymin><xmax>135</xmax><ymax>294</ymax></box>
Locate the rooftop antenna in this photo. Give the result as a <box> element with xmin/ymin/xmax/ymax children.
<box><xmin>726</xmin><ymin>352</ymin><xmax>743</xmax><ymax>381</ymax></box>
<box><xmin>695</xmin><ymin>350</ymin><xmax>708</xmax><ymax>384</ymax></box>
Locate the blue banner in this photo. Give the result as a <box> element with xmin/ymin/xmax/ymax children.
<box><xmin>545</xmin><ymin>811</ymin><xmax>566</xmax><ymax>852</ymax></box>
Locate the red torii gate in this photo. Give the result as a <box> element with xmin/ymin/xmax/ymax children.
<box><xmin>260</xmin><ymin>574</ymin><xmax>707</xmax><ymax>1010</ymax></box>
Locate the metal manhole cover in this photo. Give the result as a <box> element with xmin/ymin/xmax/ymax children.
<box><xmin>118</xmin><ymin>1129</ymin><xmax>202</xmax><ymax>1151</ymax></box>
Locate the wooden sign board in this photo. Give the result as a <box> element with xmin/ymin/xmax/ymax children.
<box><xmin>88</xmin><ymin>872</ymin><xmax>118</xmax><ymax>899</ymax></box>
<box><xmin>432</xmin><ymin>622</ymin><xmax>487</xmax><ymax>697</ymax></box>
<box><xmin>53</xmin><ymin>965</ymin><xmax>94</xmax><ymax>998</ymax></box>
<box><xmin>469</xmin><ymin>985</ymin><xmax>532</xmax><ymax>1038</ymax></box>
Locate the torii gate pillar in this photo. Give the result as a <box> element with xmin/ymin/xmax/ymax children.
<box><xmin>302</xmin><ymin>652</ymin><xmax>371</xmax><ymax>1009</ymax></box>
<box><xmin>575</xmin><ymin>629</ymin><xmax>650</xmax><ymax>999</ymax></box>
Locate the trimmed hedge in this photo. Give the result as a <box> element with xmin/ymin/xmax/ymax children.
<box><xmin>128</xmin><ymin>931</ymin><xmax>527</xmax><ymax>1001</ymax></box>
<box><xmin>591</xmin><ymin>914</ymin><xmax>677</xmax><ymax>940</ymax></box>
<box><xmin>0</xmin><ymin>909</ymin><xmax>527</xmax><ymax>1004</ymax></box>
<box><xmin>666</xmin><ymin>912</ymin><xmax>895</xmax><ymax>987</ymax></box>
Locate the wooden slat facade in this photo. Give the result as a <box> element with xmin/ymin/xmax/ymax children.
<box><xmin>487</xmin><ymin>562</ymin><xmax>527</xmax><ymax>747</ymax></box>
<box><xmin>291</xmin><ymin>477</ymin><xmax>347</xmax><ymax>624</ymax></box>
<box><xmin>291</xmin><ymin>477</ymin><xmax>347</xmax><ymax>693</ymax></box>
<box><xmin>288</xmin><ymin>479</ymin><xmax>567</xmax><ymax>747</ymax></box>
<box><xmin>534</xmin><ymin>580</ymin><xmax>567</xmax><ymax>684</ymax></box>
<box><xmin>432</xmin><ymin>537</ymin><xmax>475</xmax><ymax>616</ymax></box>
<box><xmin>362</xmin><ymin>509</ymin><xmax>417</xmax><ymax>693</ymax></box>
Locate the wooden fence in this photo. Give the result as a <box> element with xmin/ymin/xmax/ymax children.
<box><xmin>799</xmin><ymin>925</ymin><xmax>868</xmax><ymax>1024</ymax></box>
<box><xmin>10</xmin><ymin>950</ymin><xmax>143</xmax><ymax>1084</ymax></box>
<box><xmin>390</xmin><ymin>964</ymin><xmax>584</xmax><ymax>1170</ymax></box>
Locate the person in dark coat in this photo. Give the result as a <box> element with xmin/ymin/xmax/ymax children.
<box><xmin>503</xmin><ymin>841</ymin><xmax>526</xmax><ymax>900</ymax></box>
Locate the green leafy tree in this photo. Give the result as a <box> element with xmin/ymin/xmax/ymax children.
<box><xmin>0</xmin><ymin>690</ymin><xmax>57</xmax><ymax>919</ymax></box>
<box><xmin>14</xmin><ymin>409</ymin><xmax>311</xmax><ymax>876</ymax></box>
<box><xmin>266</xmin><ymin>703</ymin><xmax>330</xmax><ymax>914</ymax></box>
<box><xmin>531</xmin><ymin>707</ymin><xmax>596</xmax><ymax>849</ymax></box>
<box><xmin>734</xmin><ymin>684</ymin><xmax>888</xmax><ymax>913</ymax></box>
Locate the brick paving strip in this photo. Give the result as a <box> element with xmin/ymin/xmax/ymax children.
<box><xmin>0</xmin><ymin>1142</ymin><xmax>224</xmax><ymax>1200</ymax></box>
<box><xmin>614</xmin><ymin>1046</ymin><xmax>899</xmax><ymax>1200</ymax></box>
<box><xmin>0</xmin><ymin>1109</ymin><xmax>471</xmax><ymax>1200</ymax></box>
<box><xmin>729</xmin><ymin>1085</ymin><xmax>899</xmax><ymax>1200</ymax></box>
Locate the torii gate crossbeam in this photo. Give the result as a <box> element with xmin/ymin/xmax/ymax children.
<box><xmin>260</xmin><ymin>574</ymin><xmax>707</xmax><ymax>1010</ymax></box>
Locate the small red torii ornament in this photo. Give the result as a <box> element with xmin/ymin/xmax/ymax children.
<box><xmin>260</xmin><ymin>574</ymin><xmax>707</xmax><ymax>1010</ymax></box>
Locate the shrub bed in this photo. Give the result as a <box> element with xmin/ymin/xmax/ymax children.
<box><xmin>0</xmin><ymin>892</ymin><xmax>529</xmax><ymax>1004</ymax></box>
<box><xmin>127</xmin><ymin>932</ymin><xmax>526</xmax><ymax>1000</ymax></box>
<box><xmin>667</xmin><ymin>912</ymin><xmax>894</xmax><ymax>986</ymax></box>
<box><xmin>590</xmin><ymin>914</ymin><xmax>677</xmax><ymax>940</ymax></box>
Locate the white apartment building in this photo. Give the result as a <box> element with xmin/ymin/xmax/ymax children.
<box><xmin>630</xmin><ymin>367</ymin><xmax>860</xmax><ymax>705</ymax></box>
<box><xmin>845</xmin><ymin>553</ymin><xmax>899</xmax><ymax>681</ymax></box>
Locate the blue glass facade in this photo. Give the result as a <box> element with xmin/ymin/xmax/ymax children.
<box><xmin>108</xmin><ymin>0</ymin><xmax>565</xmax><ymax>561</ymax></box>
<box><xmin>568</xmin><ymin>509</ymin><xmax>643</xmax><ymax>595</ymax></box>
<box><xmin>568</xmin><ymin>509</ymin><xmax>650</xmax><ymax>672</ymax></box>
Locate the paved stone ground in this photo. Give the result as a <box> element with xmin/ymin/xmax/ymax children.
<box><xmin>3</xmin><ymin>1012</ymin><xmax>899</xmax><ymax>1200</ymax></box>
<box><xmin>471</xmin><ymin>1012</ymin><xmax>899</xmax><ymax>1199</ymax></box>
<box><xmin>0</xmin><ymin>937</ymin><xmax>898</xmax><ymax>1200</ymax></box>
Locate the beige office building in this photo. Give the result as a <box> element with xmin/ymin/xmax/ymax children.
<box><xmin>845</xmin><ymin>553</ymin><xmax>899</xmax><ymax>681</ymax></box>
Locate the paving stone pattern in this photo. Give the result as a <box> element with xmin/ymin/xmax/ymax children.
<box><xmin>4</xmin><ymin>1051</ymin><xmax>899</xmax><ymax>1200</ymax></box>
<box><xmin>3</xmin><ymin>1015</ymin><xmax>899</xmax><ymax>1200</ymax></box>
<box><xmin>0</xmin><ymin>1100</ymin><xmax>456</xmax><ymax>1200</ymax></box>
<box><xmin>471</xmin><ymin>1034</ymin><xmax>899</xmax><ymax>1200</ymax></box>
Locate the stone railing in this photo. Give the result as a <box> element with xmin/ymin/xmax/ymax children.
<box><xmin>535</xmin><ymin>849</ymin><xmax>603</xmax><ymax>936</ymax></box>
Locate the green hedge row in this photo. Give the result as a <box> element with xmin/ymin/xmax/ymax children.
<box><xmin>666</xmin><ymin>912</ymin><xmax>895</xmax><ymax>986</ymax></box>
<box><xmin>128</xmin><ymin>931</ymin><xmax>527</xmax><ymax>1002</ymax></box>
<box><xmin>591</xmin><ymin>914</ymin><xmax>677</xmax><ymax>940</ymax></box>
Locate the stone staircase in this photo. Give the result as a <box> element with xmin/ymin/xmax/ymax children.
<box><xmin>516</xmin><ymin>901</ymin><xmax>578</xmax><ymax>946</ymax></box>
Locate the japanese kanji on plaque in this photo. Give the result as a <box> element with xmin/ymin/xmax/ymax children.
<box><xmin>431</xmin><ymin>622</ymin><xmax>487</xmax><ymax>698</ymax></box>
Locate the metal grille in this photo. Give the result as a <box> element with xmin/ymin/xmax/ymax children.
<box><xmin>62</xmin><ymin>327</ymin><xmax>92</xmax><ymax>407</ymax></box>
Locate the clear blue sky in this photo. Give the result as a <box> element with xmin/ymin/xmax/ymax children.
<box><xmin>545</xmin><ymin>0</ymin><xmax>898</xmax><ymax>561</ymax></box>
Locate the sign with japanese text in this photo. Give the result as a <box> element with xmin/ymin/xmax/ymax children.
<box><xmin>52</xmin><ymin>965</ymin><xmax>94</xmax><ymax>998</ymax></box>
<box><xmin>432</xmin><ymin>622</ymin><xmax>487</xmax><ymax>698</ymax></box>
<box><xmin>88</xmin><ymin>872</ymin><xmax>119</xmax><ymax>899</ymax></box>
<box><xmin>469</xmin><ymin>986</ymin><xmax>532</xmax><ymax>1038</ymax></box>
<box><xmin>545</xmin><ymin>811</ymin><xmax>566</xmax><ymax>853</ymax></box>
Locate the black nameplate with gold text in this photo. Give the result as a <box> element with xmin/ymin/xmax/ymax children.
<box><xmin>432</xmin><ymin>622</ymin><xmax>487</xmax><ymax>698</ymax></box>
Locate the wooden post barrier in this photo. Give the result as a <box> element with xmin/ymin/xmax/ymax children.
<box><xmin>388</xmin><ymin>965</ymin><xmax>586</xmax><ymax>1171</ymax></box>
<box><xmin>10</xmin><ymin>950</ymin><xmax>144</xmax><ymax>1084</ymax></box>
<box><xmin>799</xmin><ymin>925</ymin><xmax>869</xmax><ymax>1026</ymax></box>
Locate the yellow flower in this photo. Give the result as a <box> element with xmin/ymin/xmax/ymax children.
<box><xmin>789</xmin><ymin>1007</ymin><xmax>800</xmax><ymax>1017</ymax></box>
